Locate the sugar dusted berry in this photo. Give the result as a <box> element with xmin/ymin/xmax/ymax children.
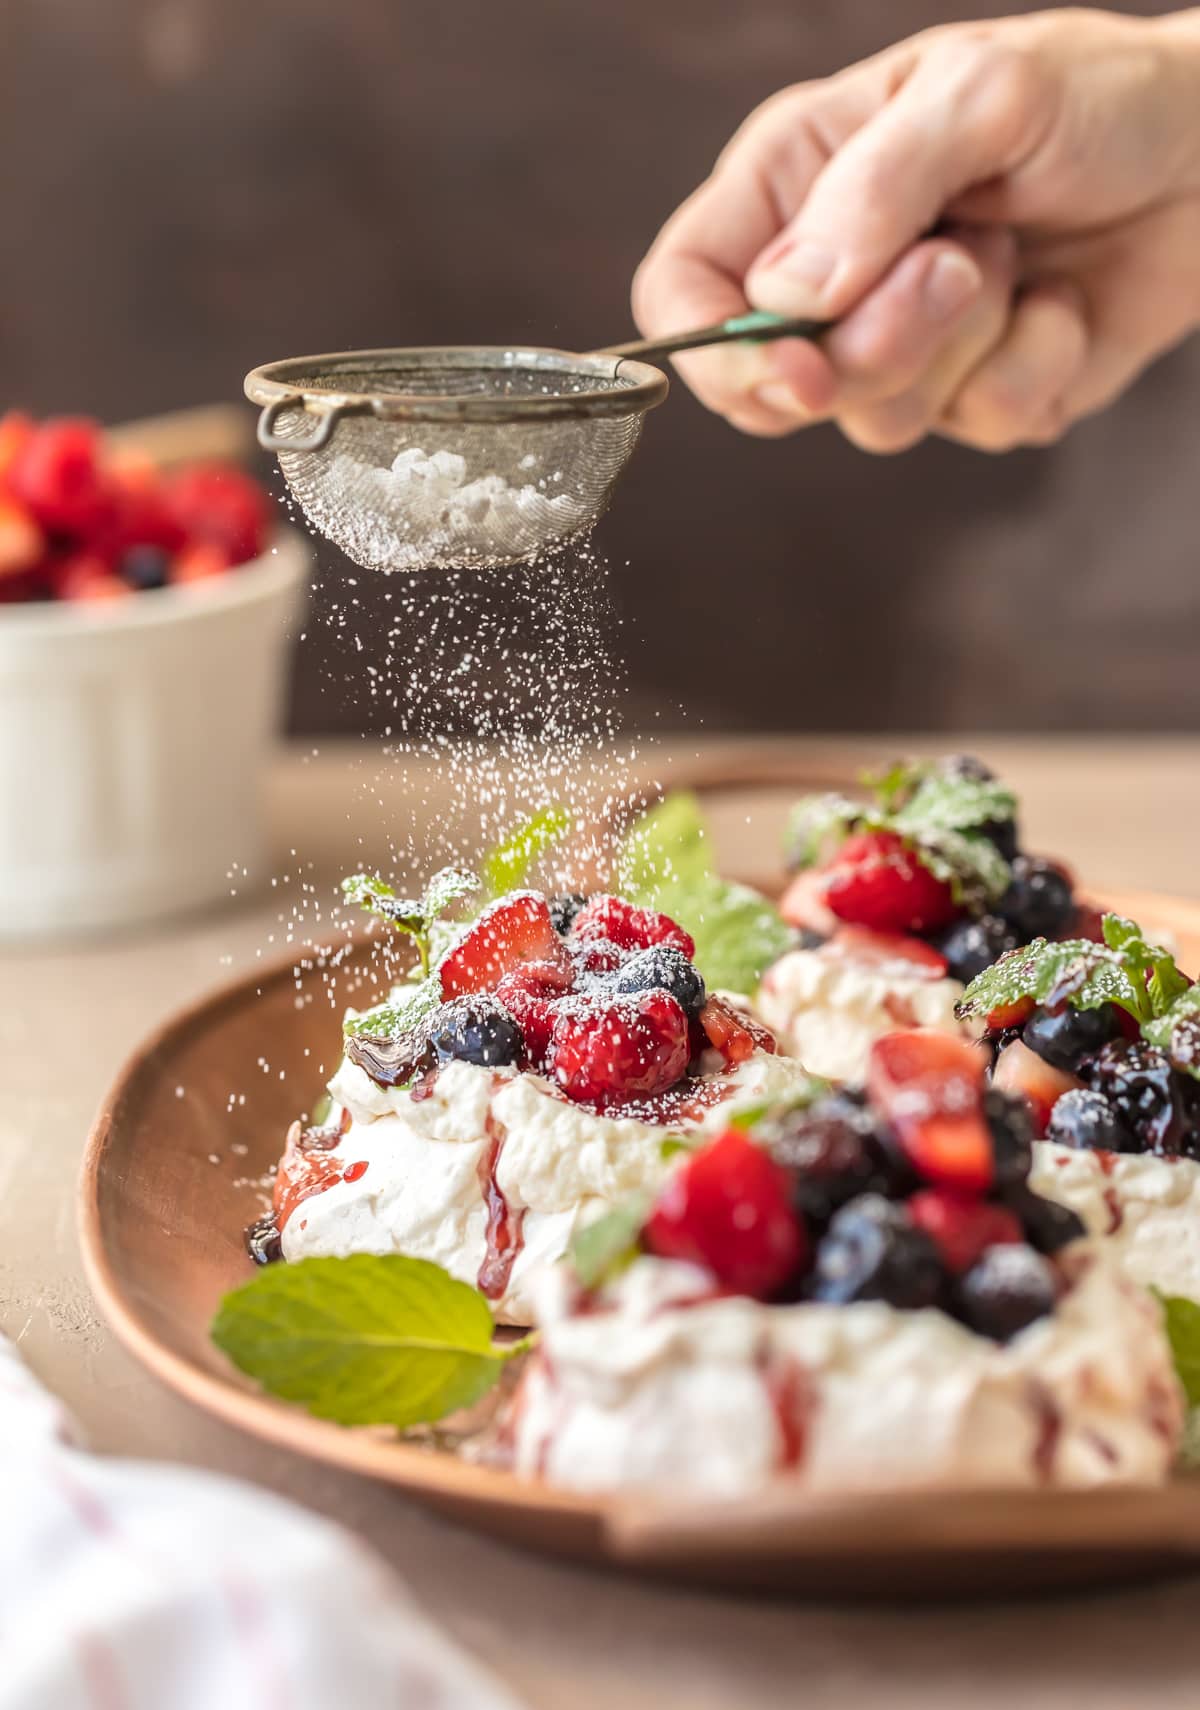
<box><xmin>548</xmin><ymin>892</ymin><xmax>588</xmax><ymax>935</ymax></box>
<box><xmin>998</xmin><ymin>855</ymin><xmax>1075</xmax><ymax>941</ymax></box>
<box><xmin>1083</xmin><ymin>1040</ymin><xmax>1196</xmax><ymax>1155</ymax></box>
<box><xmin>1045</xmin><ymin>1087</ymin><xmax>1136</xmax><ymax>1153</ymax></box>
<box><xmin>824</xmin><ymin>830</ymin><xmax>959</xmax><ymax>935</ymax></box>
<box><xmin>809</xmin><ymin>1194</ymin><xmax>943</xmax><ymax>1309</ymax></box>
<box><xmin>439</xmin><ymin>892</ymin><xmax>570</xmax><ymax>999</ymax></box>
<box><xmin>955</xmin><ymin>1244</ymin><xmax>1057</xmax><ymax>1341</ymax></box>
<box><xmin>494</xmin><ymin>966</ymin><xmax>566</xmax><ymax>1069</ymax></box>
<box><xmin>549</xmin><ymin>989</ymin><xmax>690</xmax><ymax>1108</ymax></box>
<box><xmin>907</xmin><ymin>1188</ymin><xmax>1023</xmax><ymax>1275</ymax></box>
<box><xmin>570</xmin><ymin>893</ymin><xmax>695</xmax><ymax>959</ymax></box>
<box><xmin>766</xmin><ymin>1091</ymin><xmax>907</xmax><ymax>1225</ymax></box>
<box><xmin>868</xmin><ymin>1029</ymin><xmax>994</xmax><ymax>1193</ymax></box>
<box><xmin>933</xmin><ymin>914</ymin><xmax>1019</xmax><ymax>984</ymax></box>
<box><xmin>427</xmin><ymin>995</ymin><xmax>524</xmax><ymax>1069</ymax></box>
<box><xmin>984</xmin><ymin>1087</ymin><xmax>1035</xmax><ymax>1188</ymax></box>
<box><xmin>612</xmin><ymin>944</ymin><xmax>707</xmax><ymax>1018</ymax></box>
<box><xmin>1022</xmin><ymin>1003</ymin><xmax>1120</xmax><ymax>1074</ymax></box>
<box><xmin>643</xmin><ymin>1129</ymin><xmax>805</xmax><ymax>1298</ymax></box>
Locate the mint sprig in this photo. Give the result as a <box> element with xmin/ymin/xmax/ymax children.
<box><xmin>785</xmin><ymin>762</ymin><xmax>1017</xmax><ymax>909</ymax></box>
<box><xmin>342</xmin><ymin>974</ymin><xmax>442</xmax><ymax>1041</ymax></box>
<box><xmin>212</xmin><ymin>1255</ymin><xmax>530</xmax><ymax>1430</ymax></box>
<box><xmin>957</xmin><ymin>911</ymin><xmax>1191</xmax><ymax>1032</ymax></box>
<box><xmin>618</xmin><ymin>791</ymin><xmax>792</xmax><ymax>993</ymax></box>
<box><xmin>1142</xmin><ymin>986</ymin><xmax>1200</xmax><ymax>1082</ymax></box>
<box><xmin>1154</xmin><ymin>1291</ymin><xmax>1200</xmax><ymax>1408</ymax></box>
<box><xmin>481</xmin><ymin>806</ymin><xmax>573</xmax><ymax>901</ymax></box>
<box><xmin>342</xmin><ymin>866</ymin><xmax>478</xmax><ymax>979</ymax></box>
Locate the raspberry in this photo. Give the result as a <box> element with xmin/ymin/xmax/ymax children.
<box><xmin>0</xmin><ymin>496</ymin><xmax>43</xmax><ymax>579</ymax></box>
<box><xmin>548</xmin><ymin>990</ymin><xmax>689</xmax><ymax>1108</ymax></box>
<box><xmin>570</xmin><ymin>893</ymin><xmax>695</xmax><ymax>959</ymax></box>
<box><xmin>867</xmin><ymin>1029</ymin><xmax>995</xmax><ymax>1193</ymax></box>
<box><xmin>697</xmin><ymin>995</ymin><xmax>777</xmax><ymax>1065</ymax></box>
<box><xmin>907</xmin><ymin>1188</ymin><xmax>1023</xmax><ymax>1275</ymax></box>
<box><xmin>643</xmin><ymin>1129</ymin><xmax>805</xmax><ymax>1299</ymax></box>
<box><xmin>99</xmin><ymin>459</ymin><xmax>186</xmax><ymax>558</ymax></box>
<box><xmin>494</xmin><ymin>966</ymin><xmax>568</xmax><ymax>1068</ymax></box>
<box><xmin>992</xmin><ymin>1039</ymin><xmax>1081</xmax><ymax>1137</ymax></box>
<box><xmin>824</xmin><ymin>831</ymin><xmax>959</xmax><ymax>934</ymax></box>
<box><xmin>439</xmin><ymin>893</ymin><xmax>571</xmax><ymax>999</ymax></box>
<box><xmin>9</xmin><ymin>418</ymin><xmax>113</xmax><ymax>535</ymax></box>
<box><xmin>163</xmin><ymin>462</ymin><xmax>270</xmax><ymax>563</ymax></box>
<box><xmin>0</xmin><ymin>411</ymin><xmax>36</xmax><ymax>483</ymax></box>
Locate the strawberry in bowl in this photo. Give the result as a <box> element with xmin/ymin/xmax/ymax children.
<box><xmin>759</xmin><ymin>755</ymin><xmax>1101</xmax><ymax>1082</ymax></box>
<box><xmin>958</xmin><ymin>914</ymin><xmax>1200</xmax><ymax>1310</ymax></box>
<box><xmin>252</xmin><ymin>871</ymin><xmax>814</xmax><ymax>1326</ymax></box>
<box><xmin>506</xmin><ymin>1027</ymin><xmax>1183</xmax><ymax>1495</ymax></box>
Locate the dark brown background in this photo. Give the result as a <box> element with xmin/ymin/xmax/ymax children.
<box><xmin>2</xmin><ymin>0</ymin><xmax>1196</xmax><ymax>735</ymax></box>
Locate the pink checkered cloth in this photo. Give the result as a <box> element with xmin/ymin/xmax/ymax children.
<box><xmin>0</xmin><ymin>1336</ymin><xmax>520</xmax><ymax>1709</ymax></box>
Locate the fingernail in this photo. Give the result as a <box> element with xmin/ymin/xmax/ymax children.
<box><xmin>753</xmin><ymin>381</ymin><xmax>810</xmax><ymax>418</ymax></box>
<box><xmin>768</xmin><ymin>243</ymin><xmax>836</xmax><ymax>292</ymax></box>
<box><xmin>924</xmin><ymin>251</ymin><xmax>982</xmax><ymax>321</ymax></box>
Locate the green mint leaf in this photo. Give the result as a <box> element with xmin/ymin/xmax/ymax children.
<box><xmin>957</xmin><ymin>934</ymin><xmax>1147</xmax><ymax>1023</ymax></box>
<box><xmin>784</xmin><ymin>792</ymin><xmax>871</xmax><ymax>871</ymax></box>
<box><xmin>861</xmin><ymin>759</ymin><xmax>927</xmax><ymax>812</ymax></box>
<box><xmin>343</xmin><ymin>976</ymin><xmax>442</xmax><ymax>1040</ymax></box>
<box><xmin>911</xmin><ymin>827</ymin><xmax>1012</xmax><ymax>907</ymax></box>
<box><xmin>619</xmin><ymin>793</ymin><xmax>792</xmax><ymax>992</ymax></box>
<box><xmin>1154</xmin><ymin>1291</ymin><xmax>1200</xmax><ymax>1408</ymax></box>
<box><xmin>659</xmin><ymin>1136</ymin><xmax>690</xmax><ymax>1160</ymax></box>
<box><xmin>342</xmin><ymin>872</ymin><xmax>432</xmax><ymax>973</ymax></box>
<box><xmin>891</xmin><ymin>770</ymin><xmax>1016</xmax><ymax>839</ymax></box>
<box><xmin>569</xmin><ymin>1198</ymin><xmax>649</xmax><ymax>1290</ymax></box>
<box><xmin>1142</xmin><ymin>987</ymin><xmax>1200</xmax><ymax>1082</ymax></box>
<box><xmin>1100</xmin><ymin>915</ymin><xmax>1189</xmax><ymax>1018</ymax></box>
<box><xmin>421</xmin><ymin>866</ymin><xmax>479</xmax><ymax>920</ymax></box>
<box><xmin>481</xmin><ymin>807</ymin><xmax>573</xmax><ymax>900</ymax></box>
<box><xmin>211</xmin><ymin>1254</ymin><xmax>524</xmax><ymax>1430</ymax></box>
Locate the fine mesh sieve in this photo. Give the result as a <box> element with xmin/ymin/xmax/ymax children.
<box><xmin>244</xmin><ymin>315</ymin><xmax>823</xmax><ymax>572</ymax></box>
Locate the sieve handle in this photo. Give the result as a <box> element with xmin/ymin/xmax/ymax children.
<box><xmin>256</xmin><ymin>397</ymin><xmax>343</xmax><ymax>454</ymax></box>
<box><xmin>598</xmin><ymin>309</ymin><xmax>827</xmax><ymax>366</ymax></box>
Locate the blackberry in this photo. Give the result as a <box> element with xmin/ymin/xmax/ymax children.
<box><xmin>984</xmin><ymin>1087</ymin><xmax>1034</xmax><ymax>1187</ymax></box>
<box><xmin>979</xmin><ymin>817</ymin><xmax>1020</xmax><ymax>862</ymax></box>
<box><xmin>934</xmin><ymin>913</ymin><xmax>1019</xmax><ymax>983</ymax></box>
<box><xmin>612</xmin><ymin>944</ymin><xmax>706</xmax><ymax>1018</ymax></box>
<box><xmin>809</xmin><ymin>1194</ymin><xmax>944</xmax><ymax>1310</ymax></box>
<box><xmin>428</xmin><ymin>996</ymin><xmax>524</xmax><ymax>1069</ymax></box>
<box><xmin>997</xmin><ymin>855</ymin><xmax>1075</xmax><ymax>941</ymax></box>
<box><xmin>765</xmin><ymin>1093</ymin><xmax>904</xmax><ymax>1227</ymax></box>
<box><xmin>1003</xmin><ymin>1185</ymin><xmax>1087</xmax><ymax>1255</ymax></box>
<box><xmin>1083</xmin><ymin>1040</ymin><xmax>1194</xmax><ymax>1155</ymax></box>
<box><xmin>1045</xmin><ymin>1087</ymin><xmax>1135</xmax><ymax>1153</ymax></box>
<box><xmin>548</xmin><ymin>892</ymin><xmax>588</xmax><ymax>936</ymax></box>
<box><xmin>954</xmin><ymin>1244</ymin><xmax>1056</xmax><ymax>1341</ymax></box>
<box><xmin>1022</xmin><ymin>1002</ymin><xmax>1120</xmax><ymax>1073</ymax></box>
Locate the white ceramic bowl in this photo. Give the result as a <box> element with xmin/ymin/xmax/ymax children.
<box><xmin>0</xmin><ymin>531</ymin><xmax>309</xmax><ymax>938</ymax></box>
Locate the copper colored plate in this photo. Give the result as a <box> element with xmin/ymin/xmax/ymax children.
<box><xmin>79</xmin><ymin>888</ymin><xmax>1200</xmax><ymax>1598</ymax></box>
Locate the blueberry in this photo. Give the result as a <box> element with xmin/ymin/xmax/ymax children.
<box><xmin>548</xmin><ymin>892</ymin><xmax>588</xmax><ymax>936</ymax></box>
<box><xmin>934</xmin><ymin>914</ymin><xmax>1019</xmax><ymax>983</ymax></box>
<box><xmin>121</xmin><ymin>545</ymin><xmax>171</xmax><ymax>591</ymax></box>
<box><xmin>1022</xmin><ymin>1003</ymin><xmax>1119</xmax><ymax>1073</ymax></box>
<box><xmin>612</xmin><ymin>944</ymin><xmax>706</xmax><ymax>1018</ymax></box>
<box><xmin>954</xmin><ymin>1244</ymin><xmax>1056</xmax><ymax>1340</ymax></box>
<box><xmin>984</xmin><ymin>1088</ymin><xmax>1034</xmax><ymax>1187</ymax></box>
<box><xmin>809</xmin><ymin>1194</ymin><xmax>944</xmax><ymax>1309</ymax></box>
<box><xmin>766</xmin><ymin>1094</ymin><xmax>905</xmax><ymax>1226</ymax></box>
<box><xmin>428</xmin><ymin>996</ymin><xmax>524</xmax><ymax>1068</ymax></box>
<box><xmin>1003</xmin><ymin>1185</ymin><xmax>1087</xmax><ymax>1255</ymax></box>
<box><xmin>244</xmin><ymin>1215</ymin><xmax>282</xmax><ymax>1265</ymax></box>
<box><xmin>998</xmin><ymin>855</ymin><xmax>1075</xmax><ymax>941</ymax></box>
<box><xmin>1046</xmin><ymin>1087</ymin><xmax>1135</xmax><ymax>1153</ymax></box>
<box><xmin>1083</xmin><ymin>1040</ymin><xmax>1194</xmax><ymax>1155</ymax></box>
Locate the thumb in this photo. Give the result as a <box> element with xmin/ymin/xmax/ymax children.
<box><xmin>746</xmin><ymin>35</ymin><xmax>1052</xmax><ymax>319</ymax></box>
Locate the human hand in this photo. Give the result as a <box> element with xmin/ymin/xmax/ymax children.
<box><xmin>632</xmin><ymin>8</ymin><xmax>1200</xmax><ymax>451</ymax></box>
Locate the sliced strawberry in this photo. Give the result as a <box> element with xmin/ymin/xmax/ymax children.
<box><xmin>549</xmin><ymin>989</ymin><xmax>689</xmax><ymax>1108</ymax></box>
<box><xmin>828</xmin><ymin>923</ymin><xmax>949</xmax><ymax>979</ymax></box>
<box><xmin>570</xmin><ymin>893</ymin><xmax>695</xmax><ymax>959</ymax></box>
<box><xmin>644</xmin><ymin>1129</ymin><xmax>805</xmax><ymax>1299</ymax></box>
<box><xmin>992</xmin><ymin>1038</ymin><xmax>1081</xmax><ymax>1137</ymax></box>
<box><xmin>778</xmin><ymin>869</ymin><xmax>837</xmax><ymax>935</ymax></box>
<box><xmin>868</xmin><ymin>1029</ymin><xmax>994</xmax><ymax>1193</ymax></box>
<box><xmin>439</xmin><ymin>892</ymin><xmax>570</xmax><ymax>999</ymax></box>
<box><xmin>494</xmin><ymin>965</ymin><xmax>570</xmax><ymax>1068</ymax></box>
<box><xmin>824</xmin><ymin>831</ymin><xmax>959</xmax><ymax>935</ymax></box>
<box><xmin>986</xmin><ymin>995</ymin><xmax>1036</xmax><ymax>1031</ymax></box>
<box><xmin>907</xmin><ymin>1188</ymin><xmax>1023</xmax><ymax>1274</ymax></box>
<box><xmin>698</xmin><ymin>995</ymin><xmax>777</xmax><ymax>1065</ymax></box>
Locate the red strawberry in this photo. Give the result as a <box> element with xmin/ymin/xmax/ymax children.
<box><xmin>170</xmin><ymin>543</ymin><xmax>234</xmax><ymax>584</ymax></box>
<box><xmin>163</xmin><ymin>462</ymin><xmax>270</xmax><ymax>563</ymax></box>
<box><xmin>570</xmin><ymin>894</ymin><xmax>695</xmax><ymax>959</ymax></box>
<box><xmin>495</xmin><ymin>965</ymin><xmax>570</xmax><ymax>1068</ymax></box>
<box><xmin>697</xmin><ymin>996</ymin><xmax>777</xmax><ymax>1065</ymax></box>
<box><xmin>52</xmin><ymin>552</ymin><xmax>133</xmax><ymax>603</ymax></box>
<box><xmin>992</xmin><ymin>1039</ymin><xmax>1081</xmax><ymax>1136</ymax></box>
<box><xmin>548</xmin><ymin>989</ymin><xmax>689</xmax><ymax>1108</ymax></box>
<box><xmin>824</xmin><ymin>831</ymin><xmax>959</xmax><ymax>934</ymax></box>
<box><xmin>907</xmin><ymin>1188</ymin><xmax>1023</xmax><ymax>1274</ymax></box>
<box><xmin>644</xmin><ymin>1129</ymin><xmax>805</xmax><ymax>1298</ymax></box>
<box><xmin>868</xmin><ymin>1029</ymin><xmax>994</xmax><ymax>1193</ymax></box>
<box><xmin>829</xmin><ymin>923</ymin><xmax>949</xmax><ymax>979</ymax></box>
<box><xmin>0</xmin><ymin>496</ymin><xmax>43</xmax><ymax>579</ymax></box>
<box><xmin>778</xmin><ymin>869</ymin><xmax>837</xmax><ymax>935</ymax></box>
<box><xmin>9</xmin><ymin>417</ymin><xmax>113</xmax><ymax>535</ymax></box>
<box><xmin>986</xmin><ymin>995</ymin><xmax>1036</xmax><ymax>1031</ymax></box>
<box><xmin>439</xmin><ymin>892</ymin><xmax>571</xmax><ymax>999</ymax></box>
<box><xmin>0</xmin><ymin>411</ymin><xmax>36</xmax><ymax>485</ymax></box>
<box><xmin>98</xmin><ymin>458</ymin><xmax>187</xmax><ymax>557</ymax></box>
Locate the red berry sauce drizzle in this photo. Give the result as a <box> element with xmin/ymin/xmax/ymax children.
<box><xmin>759</xmin><ymin>1354</ymin><xmax>813</xmax><ymax>1471</ymax></box>
<box><xmin>476</xmin><ymin>1107</ymin><xmax>526</xmax><ymax>1301</ymax></box>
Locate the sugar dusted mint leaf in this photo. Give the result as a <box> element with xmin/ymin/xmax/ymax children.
<box><xmin>957</xmin><ymin>936</ymin><xmax>1145</xmax><ymax>1022</ymax></box>
<box><xmin>343</xmin><ymin>976</ymin><xmax>441</xmax><ymax>1040</ymax></box>
<box><xmin>343</xmin><ymin>873</ymin><xmax>424</xmax><ymax>932</ymax></box>
<box><xmin>568</xmin><ymin>1198</ymin><xmax>648</xmax><ymax>1290</ymax></box>
<box><xmin>784</xmin><ymin>792</ymin><xmax>872</xmax><ymax>871</ymax></box>
<box><xmin>481</xmin><ymin>807</ymin><xmax>573</xmax><ymax>901</ymax></box>
<box><xmin>422</xmin><ymin>866</ymin><xmax>479</xmax><ymax>919</ymax></box>
<box><xmin>913</xmin><ymin>827</ymin><xmax>1012</xmax><ymax>907</ymax></box>
<box><xmin>1101</xmin><ymin>914</ymin><xmax>1190</xmax><ymax>1016</ymax></box>
<box><xmin>861</xmin><ymin>758</ymin><xmax>926</xmax><ymax>812</ymax></box>
<box><xmin>1153</xmin><ymin>1291</ymin><xmax>1200</xmax><ymax>1408</ymax></box>
<box><xmin>891</xmin><ymin>769</ymin><xmax>1016</xmax><ymax>838</ymax></box>
<box><xmin>1143</xmin><ymin>987</ymin><xmax>1200</xmax><ymax>1082</ymax></box>
<box><xmin>211</xmin><ymin>1254</ymin><xmax>530</xmax><ymax>1430</ymax></box>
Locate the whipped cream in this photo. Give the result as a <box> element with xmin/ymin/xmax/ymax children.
<box><xmin>508</xmin><ymin>1248</ymin><xmax>1182</xmax><ymax>1494</ymax></box>
<box><xmin>283</xmin><ymin>1050</ymin><xmax>814</xmax><ymax>1325</ymax></box>
<box><xmin>757</xmin><ymin>945</ymin><xmax>969</xmax><ymax>1082</ymax></box>
<box><xmin>1031</xmin><ymin>1142</ymin><xmax>1200</xmax><ymax>1302</ymax></box>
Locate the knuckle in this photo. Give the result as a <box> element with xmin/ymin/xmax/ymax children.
<box><xmin>840</xmin><ymin>406</ymin><xmax>926</xmax><ymax>456</ymax></box>
<box><xmin>927</xmin><ymin>34</ymin><xmax>1042</xmax><ymax>148</ymax></box>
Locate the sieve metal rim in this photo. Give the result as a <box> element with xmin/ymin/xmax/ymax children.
<box><xmin>244</xmin><ymin>346</ymin><xmax>669</xmax><ymax>452</ymax></box>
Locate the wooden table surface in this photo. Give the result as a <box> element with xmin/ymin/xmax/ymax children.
<box><xmin>5</xmin><ymin>734</ymin><xmax>1200</xmax><ymax>1710</ymax></box>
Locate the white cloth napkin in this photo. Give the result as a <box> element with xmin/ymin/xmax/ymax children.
<box><xmin>0</xmin><ymin>1336</ymin><xmax>521</xmax><ymax>1710</ymax></box>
